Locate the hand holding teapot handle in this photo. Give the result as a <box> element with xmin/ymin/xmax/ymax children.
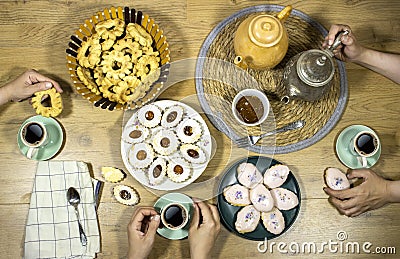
<box><xmin>327</xmin><ymin>30</ymin><xmax>350</xmax><ymax>54</ymax></box>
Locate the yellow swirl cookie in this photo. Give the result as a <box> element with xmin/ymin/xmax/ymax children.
<box><xmin>101</xmin><ymin>50</ymin><xmax>133</xmax><ymax>80</ymax></box>
<box><xmin>96</xmin><ymin>18</ymin><xmax>125</xmax><ymax>37</ymax></box>
<box><xmin>31</xmin><ymin>88</ymin><xmax>63</xmax><ymax>117</ymax></box>
<box><xmin>77</xmin><ymin>66</ymin><xmax>101</xmax><ymax>95</ymax></box>
<box><xmin>136</xmin><ymin>55</ymin><xmax>160</xmax><ymax>78</ymax></box>
<box><xmin>77</xmin><ymin>38</ymin><xmax>102</xmax><ymax>68</ymax></box>
<box><xmin>126</xmin><ymin>23</ymin><xmax>153</xmax><ymax>47</ymax></box>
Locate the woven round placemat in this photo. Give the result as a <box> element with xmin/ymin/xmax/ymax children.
<box><xmin>195</xmin><ymin>5</ymin><xmax>347</xmax><ymax>154</ymax></box>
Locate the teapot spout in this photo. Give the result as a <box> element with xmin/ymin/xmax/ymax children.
<box><xmin>234</xmin><ymin>56</ymin><xmax>248</xmax><ymax>69</ymax></box>
<box><xmin>277</xmin><ymin>5</ymin><xmax>292</xmax><ymax>23</ymax></box>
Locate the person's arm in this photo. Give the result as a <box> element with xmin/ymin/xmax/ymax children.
<box><xmin>324</xmin><ymin>168</ymin><xmax>400</xmax><ymax>217</ymax></box>
<box><xmin>127</xmin><ymin>207</ymin><xmax>160</xmax><ymax>259</ymax></box>
<box><xmin>0</xmin><ymin>69</ymin><xmax>62</xmax><ymax>105</ymax></box>
<box><xmin>189</xmin><ymin>199</ymin><xmax>221</xmax><ymax>259</ymax></box>
<box><xmin>387</xmin><ymin>180</ymin><xmax>400</xmax><ymax>203</ymax></box>
<box><xmin>323</xmin><ymin>24</ymin><xmax>400</xmax><ymax>84</ymax></box>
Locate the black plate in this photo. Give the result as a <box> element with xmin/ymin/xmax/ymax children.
<box><xmin>217</xmin><ymin>156</ymin><xmax>301</xmax><ymax>241</ymax></box>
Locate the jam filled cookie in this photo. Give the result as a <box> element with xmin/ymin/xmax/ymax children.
<box><xmin>128</xmin><ymin>143</ymin><xmax>155</xmax><ymax>169</ymax></box>
<box><xmin>113</xmin><ymin>185</ymin><xmax>139</xmax><ymax>206</ymax></box>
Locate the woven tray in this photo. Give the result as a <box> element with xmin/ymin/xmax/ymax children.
<box><xmin>195</xmin><ymin>5</ymin><xmax>347</xmax><ymax>154</ymax></box>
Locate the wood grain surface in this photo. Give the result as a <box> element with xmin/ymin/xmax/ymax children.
<box><xmin>0</xmin><ymin>0</ymin><xmax>399</xmax><ymax>258</ymax></box>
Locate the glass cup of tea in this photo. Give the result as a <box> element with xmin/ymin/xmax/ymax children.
<box><xmin>20</xmin><ymin>121</ymin><xmax>49</xmax><ymax>159</ymax></box>
<box><xmin>348</xmin><ymin>130</ymin><xmax>380</xmax><ymax>167</ymax></box>
<box><xmin>160</xmin><ymin>203</ymin><xmax>189</xmax><ymax>231</ymax></box>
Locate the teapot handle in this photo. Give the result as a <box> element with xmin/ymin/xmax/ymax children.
<box><xmin>328</xmin><ymin>30</ymin><xmax>350</xmax><ymax>52</ymax></box>
<box><xmin>276</xmin><ymin>5</ymin><xmax>292</xmax><ymax>23</ymax></box>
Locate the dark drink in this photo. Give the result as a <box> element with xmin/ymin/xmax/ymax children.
<box><xmin>24</xmin><ymin>123</ymin><xmax>44</xmax><ymax>145</ymax></box>
<box><xmin>162</xmin><ymin>204</ymin><xmax>187</xmax><ymax>230</ymax></box>
<box><xmin>235</xmin><ymin>95</ymin><xmax>264</xmax><ymax>124</ymax></box>
<box><xmin>356</xmin><ymin>133</ymin><xmax>377</xmax><ymax>155</ymax></box>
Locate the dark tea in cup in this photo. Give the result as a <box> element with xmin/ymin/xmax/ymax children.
<box><xmin>354</xmin><ymin>132</ymin><xmax>379</xmax><ymax>156</ymax></box>
<box><xmin>20</xmin><ymin>121</ymin><xmax>49</xmax><ymax>159</ymax></box>
<box><xmin>161</xmin><ymin>203</ymin><xmax>188</xmax><ymax>230</ymax></box>
<box><xmin>349</xmin><ymin>129</ymin><xmax>380</xmax><ymax>168</ymax></box>
<box><xmin>23</xmin><ymin>122</ymin><xmax>45</xmax><ymax>145</ymax></box>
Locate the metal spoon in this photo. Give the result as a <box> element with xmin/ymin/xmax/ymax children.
<box><xmin>235</xmin><ymin>120</ymin><xmax>306</xmax><ymax>147</ymax></box>
<box><xmin>67</xmin><ymin>187</ymin><xmax>87</xmax><ymax>246</ymax></box>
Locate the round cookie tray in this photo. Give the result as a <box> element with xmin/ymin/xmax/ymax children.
<box><xmin>66</xmin><ymin>6</ymin><xmax>170</xmax><ymax>111</ymax></box>
<box><xmin>195</xmin><ymin>5</ymin><xmax>347</xmax><ymax>154</ymax></box>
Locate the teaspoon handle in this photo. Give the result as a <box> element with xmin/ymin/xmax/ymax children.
<box><xmin>74</xmin><ymin>209</ymin><xmax>87</xmax><ymax>246</ymax></box>
<box><xmin>259</xmin><ymin>121</ymin><xmax>304</xmax><ymax>138</ymax></box>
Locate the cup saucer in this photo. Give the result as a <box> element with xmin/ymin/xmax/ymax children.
<box><xmin>154</xmin><ymin>193</ymin><xmax>193</xmax><ymax>240</ymax></box>
<box><xmin>17</xmin><ymin>115</ymin><xmax>64</xmax><ymax>161</ymax></box>
<box><xmin>335</xmin><ymin>125</ymin><xmax>381</xmax><ymax>169</ymax></box>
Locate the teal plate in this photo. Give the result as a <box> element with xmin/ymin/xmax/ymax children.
<box><xmin>217</xmin><ymin>156</ymin><xmax>301</xmax><ymax>241</ymax></box>
<box><xmin>335</xmin><ymin>125</ymin><xmax>381</xmax><ymax>169</ymax></box>
<box><xmin>154</xmin><ymin>193</ymin><xmax>194</xmax><ymax>240</ymax></box>
<box><xmin>17</xmin><ymin>115</ymin><xmax>64</xmax><ymax>161</ymax></box>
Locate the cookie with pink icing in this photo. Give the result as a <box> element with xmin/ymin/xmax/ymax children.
<box><xmin>223</xmin><ymin>184</ymin><xmax>251</xmax><ymax>206</ymax></box>
<box><xmin>262</xmin><ymin>207</ymin><xmax>285</xmax><ymax>235</ymax></box>
<box><xmin>234</xmin><ymin>205</ymin><xmax>260</xmax><ymax>233</ymax></box>
<box><xmin>250</xmin><ymin>184</ymin><xmax>274</xmax><ymax>212</ymax></box>
<box><xmin>270</xmin><ymin>188</ymin><xmax>299</xmax><ymax>210</ymax></box>
<box><xmin>236</xmin><ymin>162</ymin><xmax>263</xmax><ymax>189</ymax></box>
<box><xmin>324</xmin><ymin>167</ymin><xmax>350</xmax><ymax>190</ymax></box>
<box><xmin>264</xmin><ymin>164</ymin><xmax>290</xmax><ymax>188</ymax></box>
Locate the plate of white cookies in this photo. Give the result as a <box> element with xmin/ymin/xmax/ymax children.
<box><xmin>121</xmin><ymin>100</ymin><xmax>212</xmax><ymax>190</ymax></box>
<box><xmin>217</xmin><ymin>156</ymin><xmax>301</xmax><ymax>241</ymax></box>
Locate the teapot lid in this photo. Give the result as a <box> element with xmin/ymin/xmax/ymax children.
<box><xmin>248</xmin><ymin>15</ymin><xmax>283</xmax><ymax>47</ymax></box>
<box><xmin>296</xmin><ymin>49</ymin><xmax>335</xmax><ymax>87</ymax></box>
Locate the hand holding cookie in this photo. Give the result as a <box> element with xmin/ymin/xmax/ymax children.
<box><xmin>324</xmin><ymin>168</ymin><xmax>392</xmax><ymax>217</ymax></box>
<box><xmin>0</xmin><ymin>69</ymin><xmax>62</xmax><ymax>105</ymax></box>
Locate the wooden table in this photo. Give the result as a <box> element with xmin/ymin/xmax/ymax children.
<box><xmin>1</xmin><ymin>1</ymin><xmax>399</xmax><ymax>258</ymax></box>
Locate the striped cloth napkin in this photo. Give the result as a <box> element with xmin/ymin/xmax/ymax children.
<box><xmin>24</xmin><ymin>161</ymin><xmax>102</xmax><ymax>259</ymax></box>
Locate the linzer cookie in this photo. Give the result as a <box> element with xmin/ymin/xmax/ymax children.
<box><xmin>113</xmin><ymin>185</ymin><xmax>139</xmax><ymax>206</ymax></box>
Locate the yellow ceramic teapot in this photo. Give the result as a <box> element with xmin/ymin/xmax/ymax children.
<box><xmin>234</xmin><ymin>5</ymin><xmax>292</xmax><ymax>70</ymax></box>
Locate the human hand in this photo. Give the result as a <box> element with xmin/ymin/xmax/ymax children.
<box><xmin>324</xmin><ymin>168</ymin><xmax>390</xmax><ymax>217</ymax></box>
<box><xmin>127</xmin><ymin>207</ymin><xmax>160</xmax><ymax>259</ymax></box>
<box><xmin>189</xmin><ymin>199</ymin><xmax>220</xmax><ymax>259</ymax></box>
<box><xmin>0</xmin><ymin>69</ymin><xmax>62</xmax><ymax>104</ymax></box>
<box><xmin>322</xmin><ymin>24</ymin><xmax>365</xmax><ymax>62</ymax></box>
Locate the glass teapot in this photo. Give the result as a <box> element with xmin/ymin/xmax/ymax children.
<box><xmin>233</xmin><ymin>5</ymin><xmax>292</xmax><ymax>70</ymax></box>
<box><xmin>281</xmin><ymin>30</ymin><xmax>349</xmax><ymax>103</ymax></box>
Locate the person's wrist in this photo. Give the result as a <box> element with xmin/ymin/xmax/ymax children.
<box><xmin>350</xmin><ymin>45</ymin><xmax>369</xmax><ymax>64</ymax></box>
<box><xmin>0</xmin><ymin>84</ymin><xmax>11</xmax><ymax>105</ymax></box>
<box><xmin>386</xmin><ymin>181</ymin><xmax>400</xmax><ymax>204</ymax></box>
<box><xmin>190</xmin><ymin>247</ymin><xmax>211</xmax><ymax>259</ymax></box>
<box><xmin>191</xmin><ymin>253</ymin><xmax>210</xmax><ymax>259</ymax></box>
<box><xmin>128</xmin><ymin>249</ymin><xmax>147</xmax><ymax>259</ymax></box>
